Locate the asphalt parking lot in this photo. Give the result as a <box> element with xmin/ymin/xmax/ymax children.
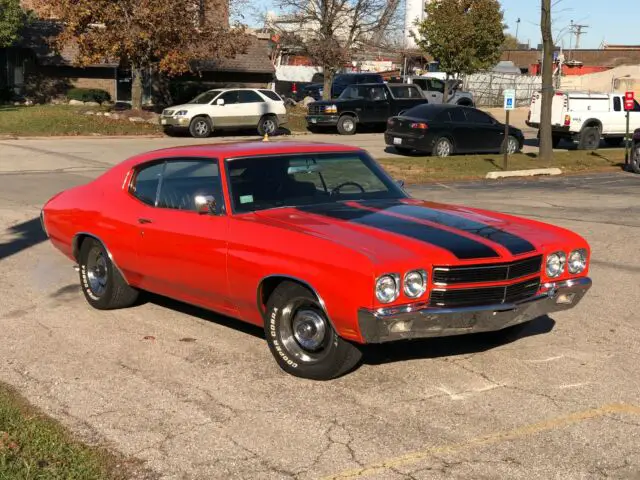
<box><xmin>1</xmin><ymin>138</ymin><xmax>639</xmax><ymax>479</ymax></box>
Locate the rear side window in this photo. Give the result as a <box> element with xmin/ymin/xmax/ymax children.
<box><xmin>449</xmin><ymin>108</ymin><xmax>467</xmax><ymax>122</ymax></box>
<box><xmin>238</xmin><ymin>90</ymin><xmax>263</xmax><ymax>103</ymax></box>
<box><xmin>614</xmin><ymin>97</ymin><xmax>622</xmax><ymax>112</ymax></box>
<box><xmin>131</xmin><ymin>162</ymin><xmax>164</xmax><ymax>206</ymax></box>
<box><xmin>259</xmin><ymin>90</ymin><xmax>282</xmax><ymax>101</ymax></box>
<box><xmin>389</xmin><ymin>85</ymin><xmax>423</xmax><ymax>99</ymax></box>
<box><xmin>402</xmin><ymin>104</ymin><xmax>437</xmax><ymax>119</ymax></box>
<box><xmin>465</xmin><ymin>109</ymin><xmax>494</xmax><ymax>125</ymax></box>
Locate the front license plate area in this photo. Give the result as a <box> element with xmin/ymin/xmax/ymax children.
<box><xmin>393</xmin><ymin>137</ymin><xmax>402</xmax><ymax>145</ymax></box>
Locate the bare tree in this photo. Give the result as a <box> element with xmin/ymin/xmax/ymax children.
<box><xmin>539</xmin><ymin>0</ymin><xmax>554</xmax><ymax>162</ymax></box>
<box><xmin>270</xmin><ymin>0</ymin><xmax>391</xmax><ymax>99</ymax></box>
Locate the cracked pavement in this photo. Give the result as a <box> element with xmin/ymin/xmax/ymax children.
<box><xmin>0</xmin><ymin>139</ymin><xmax>639</xmax><ymax>479</ymax></box>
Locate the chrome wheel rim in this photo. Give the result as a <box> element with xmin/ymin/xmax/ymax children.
<box><xmin>86</xmin><ymin>247</ymin><xmax>108</xmax><ymax>297</ymax></box>
<box><xmin>194</xmin><ymin>121</ymin><xmax>208</xmax><ymax>136</ymax></box>
<box><xmin>263</xmin><ymin>119</ymin><xmax>276</xmax><ymax>134</ymax></box>
<box><xmin>436</xmin><ymin>140</ymin><xmax>451</xmax><ymax>157</ymax></box>
<box><xmin>342</xmin><ymin>119</ymin><xmax>354</xmax><ymax>132</ymax></box>
<box><xmin>279</xmin><ymin>300</ymin><xmax>332</xmax><ymax>364</ymax></box>
<box><xmin>507</xmin><ymin>138</ymin><xmax>518</xmax><ymax>154</ymax></box>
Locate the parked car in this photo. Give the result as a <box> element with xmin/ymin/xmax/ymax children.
<box><xmin>160</xmin><ymin>88</ymin><xmax>287</xmax><ymax>138</ymax></box>
<box><xmin>407</xmin><ymin>76</ymin><xmax>475</xmax><ymax>106</ymax></box>
<box><xmin>630</xmin><ymin>128</ymin><xmax>640</xmax><ymax>173</ymax></box>
<box><xmin>41</xmin><ymin>141</ymin><xmax>592</xmax><ymax>380</ymax></box>
<box><xmin>526</xmin><ymin>91</ymin><xmax>640</xmax><ymax>149</ymax></box>
<box><xmin>331</xmin><ymin>72</ymin><xmax>384</xmax><ymax>98</ymax></box>
<box><xmin>295</xmin><ymin>83</ymin><xmax>324</xmax><ymax>102</ymax></box>
<box><xmin>385</xmin><ymin>104</ymin><xmax>524</xmax><ymax>156</ymax></box>
<box><xmin>306</xmin><ymin>83</ymin><xmax>428</xmax><ymax>135</ymax></box>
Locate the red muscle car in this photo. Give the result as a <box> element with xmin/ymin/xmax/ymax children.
<box><xmin>41</xmin><ymin>141</ymin><xmax>592</xmax><ymax>380</ymax></box>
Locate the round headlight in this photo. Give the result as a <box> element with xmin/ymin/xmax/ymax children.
<box><xmin>568</xmin><ymin>249</ymin><xmax>587</xmax><ymax>274</ymax></box>
<box><xmin>404</xmin><ymin>270</ymin><xmax>427</xmax><ymax>298</ymax></box>
<box><xmin>375</xmin><ymin>274</ymin><xmax>399</xmax><ymax>303</ymax></box>
<box><xmin>546</xmin><ymin>252</ymin><xmax>566</xmax><ymax>278</ymax></box>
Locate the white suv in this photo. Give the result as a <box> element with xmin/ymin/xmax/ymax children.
<box><xmin>161</xmin><ymin>88</ymin><xmax>288</xmax><ymax>138</ymax></box>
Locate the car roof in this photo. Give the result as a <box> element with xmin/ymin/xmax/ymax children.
<box><xmin>120</xmin><ymin>141</ymin><xmax>363</xmax><ymax>169</ymax></box>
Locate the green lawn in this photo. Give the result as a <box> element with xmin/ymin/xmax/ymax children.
<box><xmin>0</xmin><ymin>383</ymin><xmax>145</xmax><ymax>480</ymax></box>
<box><xmin>0</xmin><ymin>105</ymin><xmax>162</xmax><ymax>136</ymax></box>
<box><xmin>378</xmin><ymin>149</ymin><xmax>627</xmax><ymax>183</ymax></box>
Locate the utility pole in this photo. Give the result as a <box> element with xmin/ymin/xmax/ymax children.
<box><xmin>515</xmin><ymin>18</ymin><xmax>521</xmax><ymax>46</ymax></box>
<box><xmin>572</xmin><ymin>23</ymin><xmax>588</xmax><ymax>49</ymax></box>
<box><xmin>539</xmin><ymin>0</ymin><xmax>554</xmax><ymax>164</ymax></box>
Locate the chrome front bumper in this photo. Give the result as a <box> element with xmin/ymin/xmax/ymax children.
<box><xmin>358</xmin><ymin>278</ymin><xmax>592</xmax><ymax>343</ymax></box>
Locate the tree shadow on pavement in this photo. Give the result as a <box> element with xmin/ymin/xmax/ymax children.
<box><xmin>360</xmin><ymin>315</ymin><xmax>556</xmax><ymax>366</ymax></box>
<box><xmin>0</xmin><ymin>218</ymin><xmax>47</xmax><ymax>261</ymax></box>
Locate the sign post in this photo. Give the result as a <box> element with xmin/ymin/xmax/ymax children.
<box><xmin>503</xmin><ymin>89</ymin><xmax>516</xmax><ymax>170</ymax></box>
<box><xmin>624</xmin><ymin>91</ymin><xmax>635</xmax><ymax>166</ymax></box>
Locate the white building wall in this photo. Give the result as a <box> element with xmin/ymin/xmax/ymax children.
<box><xmin>404</xmin><ymin>0</ymin><xmax>427</xmax><ymax>49</ymax></box>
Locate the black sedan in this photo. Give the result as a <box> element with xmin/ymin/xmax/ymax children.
<box><xmin>385</xmin><ymin>104</ymin><xmax>524</xmax><ymax>157</ymax></box>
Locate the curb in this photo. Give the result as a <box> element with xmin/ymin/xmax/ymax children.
<box><xmin>486</xmin><ymin>168</ymin><xmax>563</xmax><ymax>179</ymax></box>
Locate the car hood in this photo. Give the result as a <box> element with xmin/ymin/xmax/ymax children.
<box><xmin>252</xmin><ymin>199</ymin><xmax>586</xmax><ymax>266</ymax></box>
<box><xmin>311</xmin><ymin>99</ymin><xmax>359</xmax><ymax>107</ymax></box>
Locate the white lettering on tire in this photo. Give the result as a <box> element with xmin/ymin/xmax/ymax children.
<box><xmin>81</xmin><ymin>264</ymin><xmax>100</xmax><ymax>301</ymax></box>
<box><xmin>269</xmin><ymin>306</ymin><xmax>298</xmax><ymax>368</ymax></box>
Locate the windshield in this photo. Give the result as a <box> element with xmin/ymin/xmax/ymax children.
<box><xmin>188</xmin><ymin>90</ymin><xmax>222</xmax><ymax>104</ymax></box>
<box><xmin>227</xmin><ymin>152</ymin><xmax>406</xmax><ymax>213</ymax></box>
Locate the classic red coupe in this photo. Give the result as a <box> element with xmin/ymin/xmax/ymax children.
<box><xmin>41</xmin><ymin>141</ymin><xmax>592</xmax><ymax>379</ymax></box>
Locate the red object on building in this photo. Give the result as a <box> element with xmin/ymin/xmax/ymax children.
<box><xmin>291</xmin><ymin>83</ymin><xmax>297</xmax><ymax>94</ymax></box>
<box><xmin>625</xmin><ymin>91</ymin><xmax>635</xmax><ymax>110</ymax></box>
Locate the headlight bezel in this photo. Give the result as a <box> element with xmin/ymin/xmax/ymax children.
<box><xmin>567</xmin><ymin>248</ymin><xmax>588</xmax><ymax>274</ymax></box>
<box><xmin>403</xmin><ymin>269</ymin><xmax>428</xmax><ymax>299</ymax></box>
<box><xmin>545</xmin><ymin>251</ymin><xmax>567</xmax><ymax>278</ymax></box>
<box><xmin>175</xmin><ymin>110</ymin><xmax>188</xmax><ymax>116</ymax></box>
<box><xmin>375</xmin><ymin>274</ymin><xmax>400</xmax><ymax>304</ymax></box>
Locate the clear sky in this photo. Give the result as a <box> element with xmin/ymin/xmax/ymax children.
<box><xmin>253</xmin><ymin>0</ymin><xmax>640</xmax><ymax>50</ymax></box>
<box><xmin>496</xmin><ymin>0</ymin><xmax>638</xmax><ymax>49</ymax></box>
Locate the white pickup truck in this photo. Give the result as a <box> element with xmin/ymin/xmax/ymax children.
<box><xmin>526</xmin><ymin>91</ymin><xmax>640</xmax><ymax>149</ymax></box>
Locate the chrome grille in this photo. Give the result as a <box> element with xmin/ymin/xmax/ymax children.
<box><xmin>429</xmin><ymin>278</ymin><xmax>541</xmax><ymax>308</ymax></box>
<box><xmin>433</xmin><ymin>255</ymin><xmax>542</xmax><ymax>285</ymax></box>
<box><xmin>308</xmin><ymin>104</ymin><xmax>325</xmax><ymax>115</ymax></box>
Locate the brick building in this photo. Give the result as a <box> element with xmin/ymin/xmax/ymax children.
<box><xmin>1</xmin><ymin>1</ymin><xmax>274</xmax><ymax>104</ymax></box>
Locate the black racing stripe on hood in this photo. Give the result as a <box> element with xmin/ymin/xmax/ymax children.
<box><xmin>362</xmin><ymin>201</ymin><xmax>536</xmax><ymax>256</ymax></box>
<box><xmin>297</xmin><ymin>204</ymin><xmax>500</xmax><ymax>260</ymax></box>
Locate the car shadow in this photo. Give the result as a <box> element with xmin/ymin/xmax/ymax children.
<box><xmin>138</xmin><ymin>292</ymin><xmax>265</xmax><ymax>340</ymax></box>
<box><xmin>0</xmin><ymin>217</ymin><xmax>47</xmax><ymax>261</ymax></box>
<box><xmin>360</xmin><ymin>315</ymin><xmax>556</xmax><ymax>366</ymax></box>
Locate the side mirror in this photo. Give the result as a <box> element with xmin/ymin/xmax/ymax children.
<box><xmin>194</xmin><ymin>195</ymin><xmax>217</xmax><ymax>215</ymax></box>
<box><xmin>396</xmin><ymin>179</ymin><xmax>405</xmax><ymax>188</ymax></box>
<box><xmin>216</xmin><ymin>98</ymin><xmax>225</xmax><ymax>106</ymax></box>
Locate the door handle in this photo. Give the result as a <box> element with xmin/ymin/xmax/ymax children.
<box><xmin>138</xmin><ymin>218</ymin><xmax>153</xmax><ymax>224</ymax></box>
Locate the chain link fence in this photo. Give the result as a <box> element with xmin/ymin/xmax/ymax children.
<box><xmin>463</xmin><ymin>73</ymin><xmax>542</xmax><ymax>108</ymax></box>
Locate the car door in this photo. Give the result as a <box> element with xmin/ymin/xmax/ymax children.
<box><xmin>363</xmin><ymin>85</ymin><xmax>391</xmax><ymax>123</ymax></box>
<box><xmin>463</xmin><ymin>108</ymin><xmax>504</xmax><ymax>152</ymax></box>
<box><xmin>211</xmin><ymin>90</ymin><xmax>241</xmax><ymax>128</ymax></box>
<box><xmin>237</xmin><ymin>90</ymin><xmax>266</xmax><ymax>128</ymax></box>
<box><xmin>444</xmin><ymin>107</ymin><xmax>474</xmax><ymax>153</ymax></box>
<box><xmin>427</xmin><ymin>79</ymin><xmax>445</xmax><ymax>104</ymax></box>
<box><xmin>129</xmin><ymin>158</ymin><xmax>233</xmax><ymax>314</ymax></box>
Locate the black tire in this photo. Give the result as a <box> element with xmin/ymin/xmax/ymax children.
<box><xmin>501</xmin><ymin>135</ymin><xmax>520</xmax><ymax>155</ymax></box>
<box><xmin>395</xmin><ymin>146</ymin><xmax>413</xmax><ymax>155</ymax></box>
<box><xmin>264</xmin><ymin>281</ymin><xmax>362</xmax><ymax>380</ymax></box>
<box><xmin>630</xmin><ymin>143</ymin><xmax>640</xmax><ymax>174</ymax></box>
<box><xmin>78</xmin><ymin>238</ymin><xmax>138</xmax><ymax>310</ymax></box>
<box><xmin>577</xmin><ymin>126</ymin><xmax>600</xmax><ymax>150</ymax></box>
<box><xmin>189</xmin><ymin>116</ymin><xmax>212</xmax><ymax>138</ymax></box>
<box><xmin>337</xmin><ymin>115</ymin><xmax>357</xmax><ymax>135</ymax></box>
<box><xmin>432</xmin><ymin>137</ymin><xmax>453</xmax><ymax>157</ymax></box>
<box><xmin>604</xmin><ymin>137</ymin><xmax>624</xmax><ymax>148</ymax></box>
<box><xmin>257</xmin><ymin>115</ymin><xmax>278</xmax><ymax>136</ymax></box>
<box><xmin>551</xmin><ymin>135</ymin><xmax>562</xmax><ymax>148</ymax></box>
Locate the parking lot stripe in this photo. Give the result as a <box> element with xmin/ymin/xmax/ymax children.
<box><xmin>322</xmin><ymin>403</ymin><xmax>640</xmax><ymax>479</ymax></box>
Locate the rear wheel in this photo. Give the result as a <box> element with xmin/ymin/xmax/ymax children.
<box><xmin>432</xmin><ymin>137</ymin><xmax>453</xmax><ymax>157</ymax></box>
<box><xmin>337</xmin><ymin>115</ymin><xmax>357</xmax><ymax>135</ymax></box>
<box><xmin>264</xmin><ymin>281</ymin><xmax>362</xmax><ymax>380</ymax></box>
<box><xmin>258</xmin><ymin>115</ymin><xmax>278</xmax><ymax>136</ymax></box>
<box><xmin>577</xmin><ymin>126</ymin><xmax>600</xmax><ymax>150</ymax></box>
<box><xmin>502</xmin><ymin>135</ymin><xmax>520</xmax><ymax>155</ymax></box>
<box><xmin>78</xmin><ymin>238</ymin><xmax>138</xmax><ymax>310</ymax></box>
<box><xmin>630</xmin><ymin>143</ymin><xmax>640</xmax><ymax>174</ymax></box>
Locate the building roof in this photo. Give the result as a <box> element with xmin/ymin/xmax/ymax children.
<box><xmin>501</xmin><ymin>49</ymin><xmax>640</xmax><ymax>69</ymax></box>
<box><xmin>19</xmin><ymin>21</ymin><xmax>274</xmax><ymax>74</ymax></box>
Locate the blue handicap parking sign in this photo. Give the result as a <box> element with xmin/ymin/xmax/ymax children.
<box><xmin>506</xmin><ymin>98</ymin><xmax>513</xmax><ymax>107</ymax></box>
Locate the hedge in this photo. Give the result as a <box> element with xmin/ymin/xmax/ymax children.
<box><xmin>66</xmin><ymin>88</ymin><xmax>111</xmax><ymax>104</ymax></box>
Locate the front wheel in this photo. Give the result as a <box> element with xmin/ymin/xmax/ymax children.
<box><xmin>264</xmin><ymin>281</ymin><xmax>362</xmax><ymax>380</ymax></box>
<box><xmin>189</xmin><ymin>117</ymin><xmax>212</xmax><ymax>138</ymax></box>
<box><xmin>257</xmin><ymin>115</ymin><xmax>278</xmax><ymax>136</ymax></box>
<box><xmin>337</xmin><ymin>115</ymin><xmax>357</xmax><ymax>135</ymax></box>
<box><xmin>78</xmin><ymin>238</ymin><xmax>138</xmax><ymax>310</ymax></box>
<box><xmin>630</xmin><ymin>143</ymin><xmax>640</xmax><ymax>174</ymax></box>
